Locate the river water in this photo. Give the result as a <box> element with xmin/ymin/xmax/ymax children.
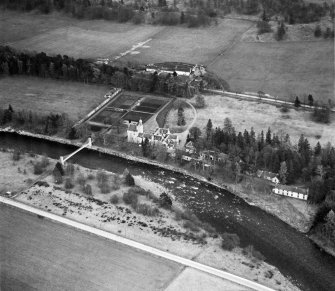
<box><xmin>1</xmin><ymin>132</ymin><xmax>334</xmax><ymax>291</ymax></box>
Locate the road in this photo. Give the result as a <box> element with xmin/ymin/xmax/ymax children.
<box><xmin>0</xmin><ymin>203</ymin><xmax>181</xmax><ymax>291</ymax></box>
<box><xmin>0</xmin><ymin>198</ymin><xmax>273</xmax><ymax>291</ymax></box>
<box><xmin>207</xmin><ymin>89</ymin><xmax>335</xmax><ymax>112</ymax></box>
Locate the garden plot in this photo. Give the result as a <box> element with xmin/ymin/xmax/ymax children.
<box><xmin>90</xmin><ymin>109</ymin><xmax>124</xmax><ymax>126</ymax></box>
<box><xmin>89</xmin><ymin>93</ymin><xmax>171</xmax><ymax>127</ymax></box>
<box><xmin>133</xmin><ymin>97</ymin><xmax>168</xmax><ymax>113</ymax></box>
<box><xmin>108</xmin><ymin>94</ymin><xmax>141</xmax><ymax>110</ymax></box>
<box><xmin>122</xmin><ymin>111</ymin><xmax>153</xmax><ymax>123</ymax></box>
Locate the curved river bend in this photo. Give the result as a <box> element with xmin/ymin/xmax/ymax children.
<box><xmin>1</xmin><ymin>132</ymin><xmax>335</xmax><ymax>291</ymax></box>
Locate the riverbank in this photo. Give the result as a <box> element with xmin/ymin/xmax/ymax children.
<box><xmin>0</xmin><ymin>127</ymin><xmax>316</xmax><ymax>233</ymax></box>
<box><xmin>309</xmin><ymin>233</ymin><xmax>335</xmax><ymax>258</ymax></box>
<box><xmin>0</xmin><ymin>149</ymin><xmax>299</xmax><ymax>290</ymax></box>
<box><xmin>0</xmin><ymin>128</ymin><xmax>322</xmax><ymax>244</ymax></box>
<box><xmin>2</xmin><ymin>129</ymin><xmax>335</xmax><ymax>291</ymax></box>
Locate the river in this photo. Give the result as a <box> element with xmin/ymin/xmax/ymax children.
<box><xmin>1</xmin><ymin>132</ymin><xmax>334</xmax><ymax>291</ymax></box>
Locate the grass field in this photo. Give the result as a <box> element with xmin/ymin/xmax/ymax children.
<box><xmin>0</xmin><ymin>204</ymin><xmax>182</xmax><ymax>291</ymax></box>
<box><xmin>0</xmin><ymin>11</ymin><xmax>252</xmax><ymax>64</ymax></box>
<box><xmin>208</xmin><ymin>41</ymin><xmax>334</xmax><ymax>103</ymax></box>
<box><xmin>0</xmin><ymin>10</ymin><xmax>333</xmax><ymax>106</ymax></box>
<box><xmin>123</xmin><ymin>18</ymin><xmax>253</xmax><ymax>64</ymax></box>
<box><xmin>0</xmin><ymin>76</ymin><xmax>108</xmax><ymax>120</ymax></box>
<box><xmin>193</xmin><ymin>94</ymin><xmax>335</xmax><ymax>146</ymax></box>
<box><xmin>0</xmin><ymin>10</ymin><xmax>163</xmax><ymax>59</ymax></box>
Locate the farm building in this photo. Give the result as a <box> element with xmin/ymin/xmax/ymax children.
<box><xmin>257</xmin><ymin>170</ymin><xmax>280</xmax><ymax>184</ymax></box>
<box><xmin>272</xmin><ymin>185</ymin><xmax>309</xmax><ymax>201</ymax></box>
<box><xmin>146</xmin><ymin>62</ymin><xmax>206</xmax><ymax>77</ymax></box>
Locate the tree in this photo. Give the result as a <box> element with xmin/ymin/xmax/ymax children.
<box><xmin>223</xmin><ymin>118</ymin><xmax>234</xmax><ymax>135</ymax></box>
<box><xmin>125</xmin><ymin>172</ymin><xmax>135</xmax><ymax>186</ymax></box>
<box><xmin>180</xmin><ymin>11</ymin><xmax>185</xmax><ymax>24</ymax></box>
<box><xmin>275</xmin><ymin>22</ymin><xmax>286</xmax><ymax>41</ymax></box>
<box><xmin>206</xmin><ymin>119</ymin><xmax>213</xmax><ymax>140</ymax></box>
<box><xmin>189</xmin><ymin>126</ymin><xmax>201</xmax><ymax>141</ymax></box>
<box><xmin>159</xmin><ymin>192</ymin><xmax>172</xmax><ymax>209</ymax></box>
<box><xmin>177</xmin><ymin>106</ymin><xmax>186</xmax><ymax>126</ymax></box>
<box><xmin>314</xmin><ymin>25</ymin><xmax>322</xmax><ymax>37</ymax></box>
<box><xmin>279</xmin><ymin>161</ymin><xmax>288</xmax><ymax>184</ymax></box>
<box><xmin>308</xmin><ymin>94</ymin><xmax>314</xmax><ymax>106</ymax></box>
<box><xmin>261</xmin><ymin>10</ymin><xmax>268</xmax><ymax>21</ymax></box>
<box><xmin>313</xmin><ymin>104</ymin><xmax>330</xmax><ymax>123</ymax></box>
<box><xmin>265</xmin><ymin>127</ymin><xmax>272</xmax><ymax>144</ymax></box>
<box><xmin>323</xmin><ymin>27</ymin><xmax>331</xmax><ymax>39</ymax></box>
<box><xmin>53</xmin><ymin>167</ymin><xmax>63</xmax><ymax>184</ymax></box>
<box><xmin>315</xmin><ymin>142</ymin><xmax>322</xmax><ymax>155</ymax></box>
<box><xmin>195</xmin><ymin>94</ymin><xmax>205</xmax><ymax>108</ymax></box>
<box><xmin>221</xmin><ymin>233</ymin><xmax>240</xmax><ymax>251</ymax></box>
<box><xmin>257</xmin><ymin>20</ymin><xmax>272</xmax><ymax>34</ymax></box>
<box><xmin>142</xmin><ymin>137</ymin><xmax>150</xmax><ymax>157</ymax></box>
<box><xmin>294</xmin><ymin>96</ymin><xmax>301</xmax><ymax>107</ymax></box>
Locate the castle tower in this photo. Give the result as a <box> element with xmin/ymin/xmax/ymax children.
<box><xmin>137</xmin><ymin>118</ymin><xmax>144</xmax><ymax>134</ymax></box>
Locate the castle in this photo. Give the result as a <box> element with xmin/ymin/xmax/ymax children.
<box><xmin>127</xmin><ymin>119</ymin><xmax>179</xmax><ymax>152</ymax></box>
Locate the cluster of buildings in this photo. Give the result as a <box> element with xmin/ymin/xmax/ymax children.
<box><xmin>181</xmin><ymin>142</ymin><xmax>228</xmax><ymax>171</ymax></box>
<box><xmin>127</xmin><ymin>119</ymin><xmax>179</xmax><ymax>152</ymax></box>
<box><xmin>146</xmin><ymin>62</ymin><xmax>206</xmax><ymax>77</ymax></box>
<box><xmin>256</xmin><ymin>170</ymin><xmax>308</xmax><ymax>201</ymax></box>
<box><xmin>127</xmin><ymin>120</ymin><xmax>309</xmax><ymax>201</ymax></box>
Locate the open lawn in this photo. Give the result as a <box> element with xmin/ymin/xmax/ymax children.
<box><xmin>193</xmin><ymin>94</ymin><xmax>335</xmax><ymax>146</ymax></box>
<box><xmin>0</xmin><ymin>76</ymin><xmax>108</xmax><ymax>120</ymax></box>
<box><xmin>208</xmin><ymin>41</ymin><xmax>334</xmax><ymax>103</ymax></box>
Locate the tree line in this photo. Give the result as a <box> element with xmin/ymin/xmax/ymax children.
<box><xmin>187</xmin><ymin>118</ymin><xmax>335</xmax><ymax>205</ymax></box>
<box><xmin>0</xmin><ymin>46</ymin><xmax>202</xmax><ymax>98</ymax></box>
<box><xmin>187</xmin><ymin>0</ymin><xmax>333</xmax><ymax>24</ymax></box>
<box><xmin>0</xmin><ymin>0</ymin><xmax>216</xmax><ymax>28</ymax></box>
<box><xmin>0</xmin><ymin>104</ymin><xmax>73</xmax><ymax>136</ymax></box>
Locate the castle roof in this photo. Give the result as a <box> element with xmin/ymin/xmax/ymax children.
<box><xmin>128</xmin><ymin>124</ymin><xmax>137</xmax><ymax>132</ymax></box>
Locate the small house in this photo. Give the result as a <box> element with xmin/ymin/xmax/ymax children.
<box><xmin>257</xmin><ymin>170</ymin><xmax>280</xmax><ymax>184</ymax></box>
<box><xmin>185</xmin><ymin>141</ymin><xmax>196</xmax><ymax>154</ymax></box>
<box><xmin>182</xmin><ymin>155</ymin><xmax>193</xmax><ymax>162</ymax></box>
<box><xmin>163</xmin><ymin>134</ymin><xmax>179</xmax><ymax>147</ymax></box>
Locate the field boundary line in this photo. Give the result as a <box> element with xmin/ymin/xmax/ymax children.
<box><xmin>207</xmin><ymin>89</ymin><xmax>335</xmax><ymax>112</ymax></box>
<box><xmin>0</xmin><ymin>197</ymin><xmax>275</xmax><ymax>291</ymax></box>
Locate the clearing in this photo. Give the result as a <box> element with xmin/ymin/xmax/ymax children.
<box><xmin>191</xmin><ymin>94</ymin><xmax>335</xmax><ymax>146</ymax></box>
<box><xmin>0</xmin><ymin>76</ymin><xmax>108</xmax><ymax>120</ymax></box>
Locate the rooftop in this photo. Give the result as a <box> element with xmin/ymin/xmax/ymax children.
<box><xmin>128</xmin><ymin>124</ymin><xmax>137</xmax><ymax>132</ymax></box>
<box><xmin>274</xmin><ymin>185</ymin><xmax>308</xmax><ymax>195</ymax></box>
